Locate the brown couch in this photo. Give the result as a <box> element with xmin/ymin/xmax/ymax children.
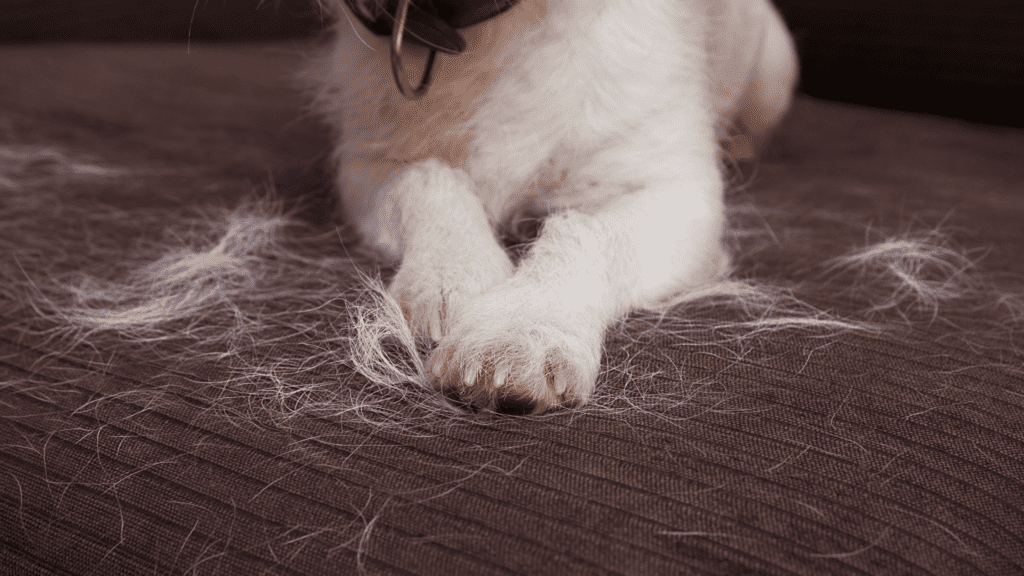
<box><xmin>1</xmin><ymin>18</ymin><xmax>1022</xmax><ymax>576</ymax></box>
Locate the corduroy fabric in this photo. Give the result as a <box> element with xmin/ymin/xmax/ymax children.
<box><xmin>1</xmin><ymin>44</ymin><xmax>1022</xmax><ymax>575</ymax></box>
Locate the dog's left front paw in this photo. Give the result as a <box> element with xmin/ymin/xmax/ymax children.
<box><xmin>389</xmin><ymin>243</ymin><xmax>513</xmax><ymax>343</ymax></box>
<box><xmin>428</xmin><ymin>289</ymin><xmax>604</xmax><ymax>414</ymax></box>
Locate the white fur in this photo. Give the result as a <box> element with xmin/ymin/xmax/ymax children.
<box><xmin>305</xmin><ymin>0</ymin><xmax>799</xmax><ymax>412</ymax></box>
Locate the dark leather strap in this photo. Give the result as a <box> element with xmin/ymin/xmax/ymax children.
<box><xmin>343</xmin><ymin>0</ymin><xmax>519</xmax><ymax>54</ymax></box>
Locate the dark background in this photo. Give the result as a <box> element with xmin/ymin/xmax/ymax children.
<box><xmin>1</xmin><ymin>0</ymin><xmax>1022</xmax><ymax>128</ymax></box>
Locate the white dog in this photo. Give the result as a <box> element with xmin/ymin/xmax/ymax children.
<box><xmin>305</xmin><ymin>0</ymin><xmax>798</xmax><ymax>413</ymax></box>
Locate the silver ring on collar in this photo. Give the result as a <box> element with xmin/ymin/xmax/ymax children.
<box><xmin>390</xmin><ymin>0</ymin><xmax>437</xmax><ymax>99</ymax></box>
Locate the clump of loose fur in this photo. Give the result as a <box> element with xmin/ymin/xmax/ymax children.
<box><xmin>823</xmin><ymin>229</ymin><xmax>985</xmax><ymax>319</ymax></box>
<box><xmin>2</xmin><ymin>145</ymin><xmax>1021</xmax><ymax>433</ymax></box>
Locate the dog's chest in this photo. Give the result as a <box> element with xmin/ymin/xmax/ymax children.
<box><xmin>334</xmin><ymin>0</ymin><xmax>710</xmax><ymax>221</ymax></box>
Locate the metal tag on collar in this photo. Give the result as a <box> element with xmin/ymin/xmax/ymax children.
<box><xmin>434</xmin><ymin>0</ymin><xmax>520</xmax><ymax>29</ymax></box>
<box><xmin>384</xmin><ymin>0</ymin><xmax>521</xmax><ymax>99</ymax></box>
<box><xmin>344</xmin><ymin>0</ymin><xmax>467</xmax><ymax>53</ymax></box>
<box><xmin>399</xmin><ymin>0</ymin><xmax>467</xmax><ymax>54</ymax></box>
<box><xmin>390</xmin><ymin>0</ymin><xmax>443</xmax><ymax>99</ymax></box>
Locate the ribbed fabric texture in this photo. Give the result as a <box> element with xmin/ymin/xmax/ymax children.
<box><xmin>1</xmin><ymin>44</ymin><xmax>1022</xmax><ymax>575</ymax></box>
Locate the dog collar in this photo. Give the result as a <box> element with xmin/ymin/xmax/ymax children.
<box><xmin>344</xmin><ymin>0</ymin><xmax>519</xmax><ymax>54</ymax></box>
<box><xmin>343</xmin><ymin>0</ymin><xmax>519</xmax><ymax>98</ymax></box>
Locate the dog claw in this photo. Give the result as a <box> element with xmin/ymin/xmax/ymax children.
<box><xmin>428</xmin><ymin>313</ymin><xmax>443</xmax><ymax>342</ymax></box>
<box><xmin>492</xmin><ymin>364</ymin><xmax>510</xmax><ymax>388</ymax></box>
<box><xmin>553</xmin><ymin>367</ymin><xmax>568</xmax><ymax>396</ymax></box>
<box><xmin>463</xmin><ymin>361</ymin><xmax>481</xmax><ymax>387</ymax></box>
<box><xmin>429</xmin><ymin>348</ymin><xmax>449</xmax><ymax>381</ymax></box>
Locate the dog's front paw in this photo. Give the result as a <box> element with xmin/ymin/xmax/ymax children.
<box><xmin>429</xmin><ymin>290</ymin><xmax>604</xmax><ymax>414</ymax></box>
<box><xmin>389</xmin><ymin>245</ymin><xmax>513</xmax><ymax>342</ymax></box>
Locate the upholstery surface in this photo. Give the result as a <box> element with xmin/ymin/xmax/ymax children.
<box><xmin>1</xmin><ymin>44</ymin><xmax>1023</xmax><ymax>575</ymax></box>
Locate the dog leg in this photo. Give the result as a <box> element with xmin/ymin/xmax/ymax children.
<box><xmin>432</xmin><ymin>167</ymin><xmax>727</xmax><ymax>414</ymax></box>
<box><xmin>711</xmin><ymin>0</ymin><xmax>799</xmax><ymax>157</ymax></box>
<box><xmin>380</xmin><ymin>159</ymin><xmax>514</xmax><ymax>342</ymax></box>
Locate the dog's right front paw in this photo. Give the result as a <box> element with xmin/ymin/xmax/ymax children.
<box><xmin>427</xmin><ymin>287</ymin><xmax>605</xmax><ymax>414</ymax></box>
